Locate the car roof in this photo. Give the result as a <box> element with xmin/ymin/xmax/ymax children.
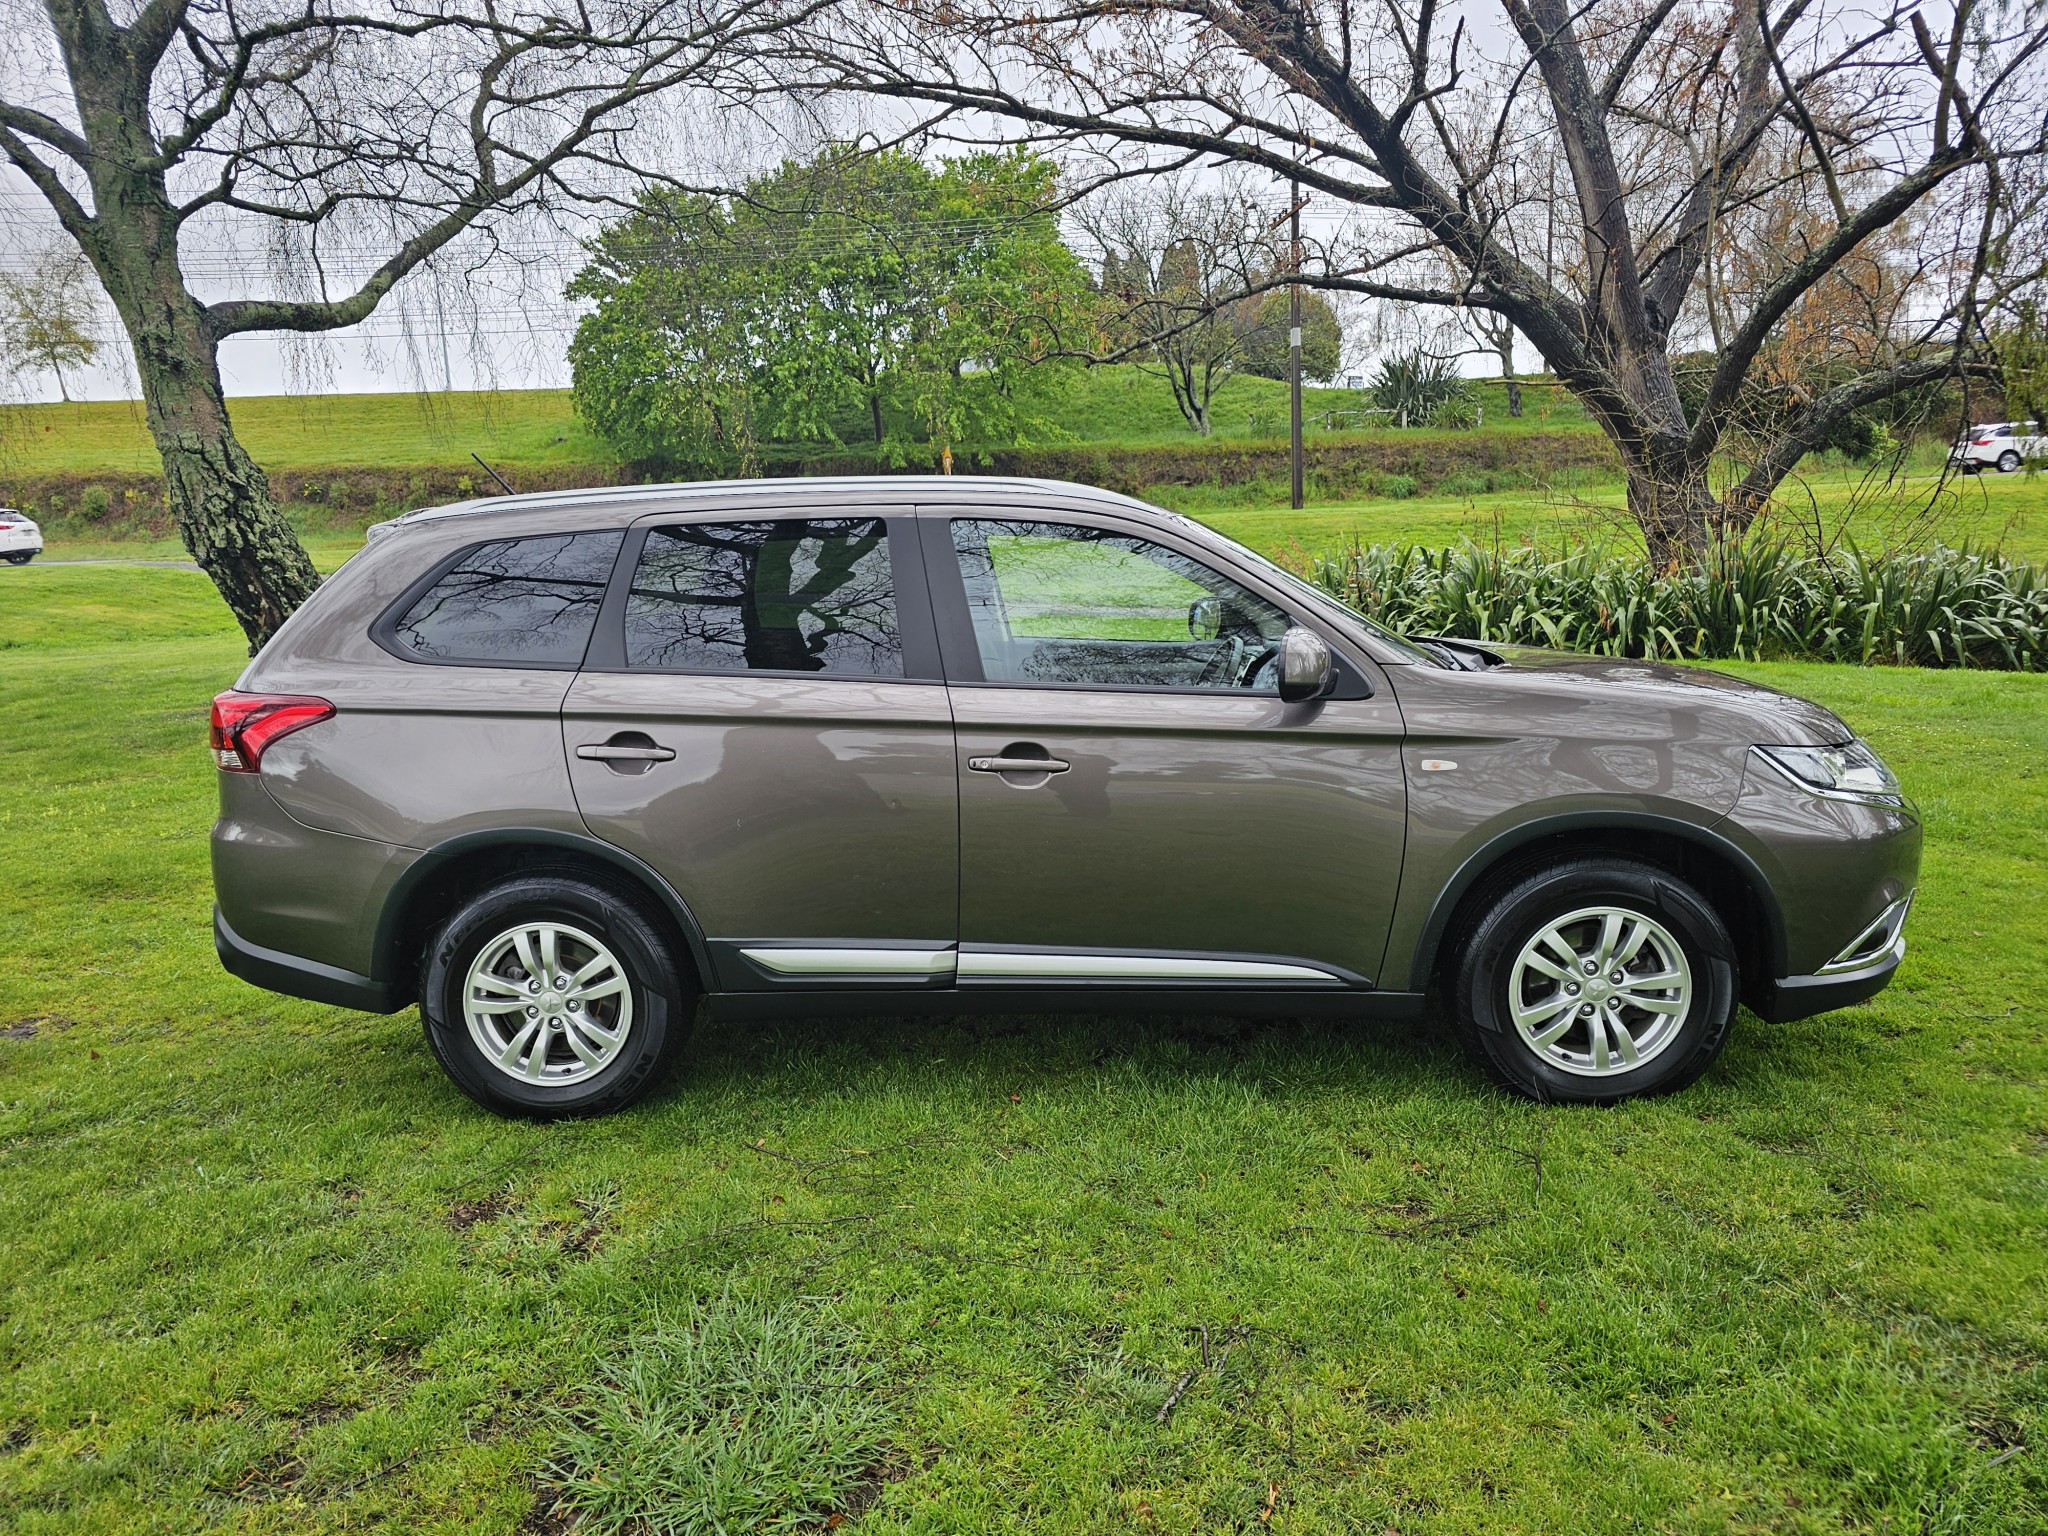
<box><xmin>366</xmin><ymin>475</ymin><xmax>1162</xmax><ymax>541</ymax></box>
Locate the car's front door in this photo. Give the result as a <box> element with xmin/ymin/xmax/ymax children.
<box><xmin>564</xmin><ymin>509</ymin><xmax>959</xmax><ymax>992</ymax></box>
<box><xmin>923</xmin><ymin>511</ymin><xmax>1409</xmax><ymax>990</ymax></box>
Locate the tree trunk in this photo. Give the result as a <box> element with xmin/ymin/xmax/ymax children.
<box><xmin>119</xmin><ymin>275</ymin><xmax>320</xmax><ymax>651</ymax></box>
<box><xmin>1626</xmin><ymin>459</ymin><xmax>1724</xmax><ymax>570</ymax></box>
<box><xmin>45</xmin><ymin>6</ymin><xmax>320</xmax><ymax>653</ymax></box>
<box><xmin>868</xmin><ymin>390</ymin><xmax>885</xmax><ymax>445</ymax></box>
<box><xmin>1498</xmin><ymin>332</ymin><xmax>1521</xmax><ymax>418</ymax></box>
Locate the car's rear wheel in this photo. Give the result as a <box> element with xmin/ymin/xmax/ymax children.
<box><xmin>1997</xmin><ymin>449</ymin><xmax>2023</xmax><ymax>473</ymax></box>
<box><xmin>1453</xmin><ymin>858</ymin><xmax>1737</xmax><ymax>1103</ymax></box>
<box><xmin>421</xmin><ymin>874</ymin><xmax>691</xmax><ymax>1118</ymax></box>
<box><xmin>3</xmin><ymin>552</ymin><xmax>32</xmax><ymax>565</ymax></box>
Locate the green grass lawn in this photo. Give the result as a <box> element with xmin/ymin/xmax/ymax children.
<box><xmin>28</xmin><ymin>462</ymin><xmax>2046</xmax><ymax>575</ymax></box>
<box><xmin>1190</xmin><ymin>465</ymin><xmax>2048</xmax><ymax>565</ymax></box>
<box><xmin>1</xmin><ymin>561</ymin><xmax>2043</xmax><ymax>1532</ymax></box>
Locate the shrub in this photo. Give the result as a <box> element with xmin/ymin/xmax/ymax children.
<box><xmin>1370</xmin><ymin>350</ymin><xmax>1471</xmax><ymax>427</ymax></box>
<box><xmin>1377</xmin><ymin>473</ymin><xmax>1418</xmax><ymax>500</ymax></box>
<box><xmin>1305</xmin><ymin>537</ymin><xmax>2048</xmax><ymax>669</ymax></box>
<box><xmin>1431</xmin><ymin>395</ymin><xmax>1478</xmax><ymax>431</ymax></box>
<box><xmin>80</xmin><ymin>485</ymin><xmax>110</xmax><ymax>520</ymax></box>
<box><xmin>1438</xmin><ymin>471</ymin><xmax>1492</xmax><ymax>498</ymax></box>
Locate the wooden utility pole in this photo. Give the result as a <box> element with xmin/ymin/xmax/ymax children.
<box><xmin>1289</xmin><ymin>183</ymin><xmax>1304</xmax><ymax>510</ymax></box>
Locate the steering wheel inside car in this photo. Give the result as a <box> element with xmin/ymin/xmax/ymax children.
<box><xmin>1240</xmin><ymin>643</ymin><xmax>1282</xmax><ymax>689</ymax></box>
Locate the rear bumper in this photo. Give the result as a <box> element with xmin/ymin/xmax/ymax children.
<box><xmin>215</xmin><ymin>906</ymin><xmax>400</xmax><ymax>1013</ymax></box>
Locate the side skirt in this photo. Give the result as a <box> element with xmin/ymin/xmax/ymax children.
<box><xmin>706</xmin><ymin>987</ymin><xmax>1429</xmax><ymax>1021</ymax></box>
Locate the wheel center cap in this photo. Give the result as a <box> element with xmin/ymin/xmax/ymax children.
<box><xmin>1584</xmin><ymin>978</ymin><xmax>1612</xmax><ymax>1003</ymax></box>
<box><xmin>540</xmin><ymin>989</ymin><xmax>564</xmax><ymax>1013</ymax></box>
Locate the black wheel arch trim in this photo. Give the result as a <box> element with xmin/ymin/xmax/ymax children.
<box><xmin>371</xmin><ymin>828</ymin><xmax>714</xmax><ymax>995</ymax></box>
<box><xmin>1405</xmin><ymin>810</ymin><xmax>1787</xmax><ymax>989</ymax></box>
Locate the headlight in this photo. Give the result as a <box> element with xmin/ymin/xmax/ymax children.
<box><xmin>1754</xmin><ymin>741</ymin><xmax>1901</xmax><ymax>803</ymax></box>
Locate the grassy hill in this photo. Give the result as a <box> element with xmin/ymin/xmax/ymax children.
<box><xmin>2</xmin><ymin>368</ymin><xmax>1589</xmax><ymax>479</ymax></box>
<box><xmin>2</xmin><ymin>389</ymin><xmax>611</xmax><ymax>477</ymax></box>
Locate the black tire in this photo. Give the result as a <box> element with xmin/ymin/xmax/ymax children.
<box><xmin>1452</xmin><ymin>858</ymin><xmax>1738</xmax><ymax>1104</ymax></box>
<box><xmin>421</xmin><ymin>874</ymin><xmax>692</xmax><ymax>1118</ymax></box>
<box><xmin>3</xmin><ymin>552</ymin><xmax>32</xmax><ymax>565</ymax></box>
<box><xmin>1997</xmin><ymin>450</ymin><xmax>2022</xmax><ymax>473</ymax></box>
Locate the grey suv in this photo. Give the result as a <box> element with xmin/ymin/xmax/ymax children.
<box><xmin>210</xmin><ymin>479</ymin><xmax>1919</xmax><ymax>1116</ymax></box>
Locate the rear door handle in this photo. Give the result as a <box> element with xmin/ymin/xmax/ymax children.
<box><xmin>577</xmin><ymin>743</ymin><xmax>676</xmax><ymax>762</ymax></box>
<box><xmin>968</xmin><ymin>755</ymin><xmax>1071</xmax><ymax>774</ymax></box>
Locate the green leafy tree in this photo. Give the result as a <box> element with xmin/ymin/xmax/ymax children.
<box><xmin>569</xmin><ymin>148</ymin><xmax>1090</xmax><ymax>467</ymax></box>
<box><xmin>0</xmin><ymin>252</ymin><xmax>101</xmax><ymax>402</ymax></box>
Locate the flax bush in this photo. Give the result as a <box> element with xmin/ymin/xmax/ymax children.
<box><xmin>1306</xmin><ymin>538</ymin><xmax>2048</xmax><ymax>669</ymax></box>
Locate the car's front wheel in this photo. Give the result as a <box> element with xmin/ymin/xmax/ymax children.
<box><xmin>1453</xmin><ymin>858</ymin><xmax>1737</xmax><ymax>1103</ymax></box>
<box><xmin>421</xmin><ymin>874</ymin><xmax>692</xmax><ymax>1118</ymax></box>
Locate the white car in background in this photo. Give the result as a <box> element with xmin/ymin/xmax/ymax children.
<box><xmin>0</xmin><ymin>510</ymin><xmax>41</xmax><ymax>565</ymax></box>
<box><xmin>1950</xmin><ymin>421</ymin><xmax>2044</xmax><ymax>474</ymax></box>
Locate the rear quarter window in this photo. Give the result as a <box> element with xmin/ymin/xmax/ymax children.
<box><xmin>378</xmin><ymin>531</ymin><xmax>624</xmax><ymax>667</ymax></box>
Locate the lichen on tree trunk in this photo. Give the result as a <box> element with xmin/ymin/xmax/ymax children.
<box><xmin>122</xmin><ymin>283</ymin><xmax>319</xmax><ymax>653</ymax></box>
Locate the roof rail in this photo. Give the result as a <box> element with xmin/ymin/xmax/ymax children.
<box><xmin>365</xmin><ymin>475</ymin><xmax>1150</xmax><ymax>539</ymax></box>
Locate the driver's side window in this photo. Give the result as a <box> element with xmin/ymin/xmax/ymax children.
<box><xmin>950</xmin><ymin>519</ymin><xmax>1291</xmax><ymax>689</ymax></box>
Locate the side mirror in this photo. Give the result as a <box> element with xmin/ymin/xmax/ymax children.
<box><xmin>1188</xmin><ymin>595</ymin><xmax>1222</xmax><ymax>640</ymax></box>
<box><xmin>1277</xmin><ymin>627</ymin><xmax>1334</xmax><ymax>703</ymax></box>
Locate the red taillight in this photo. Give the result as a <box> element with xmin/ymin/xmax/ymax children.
<box><xmin>209</xmin><ymin>691</ymin><xmax>334</xmax><ymax>772</ymax></box>
<box><xmin>1973</xmin><ymin>437</ymin><xmax>1994</xmax><ymax>446</ymax></box>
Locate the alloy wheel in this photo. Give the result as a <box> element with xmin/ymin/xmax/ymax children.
<box><xmin>1506</xmin><ymin>905</ymin><xmax>1693</xmax><ymax>1077</ymax></box>
<box><xmin>462</xmin><ymin>920</ymin><xmax>635</xmax><ymax>1085</ymax></box>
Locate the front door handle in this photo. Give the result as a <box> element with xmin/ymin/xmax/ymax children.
<box><xmin>576</xmin><ymin>732</ymin><xmax>676</xmax><ymax>775</ymax></box>
<box><xmin>577</xmin><ymin>743</ymin><xmax>676</xmax><ymax>762</ymax></box>
<box><xmin>968</xmin><ymin>754</ymin><xmax>1071</xmax><ymax>774</ymax></box>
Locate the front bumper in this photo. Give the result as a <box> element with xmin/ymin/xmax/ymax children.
<box><xmin>1718</xmin><ymin>752</ymin><xmax>1921</xmax><ymax>1020</ymax></box>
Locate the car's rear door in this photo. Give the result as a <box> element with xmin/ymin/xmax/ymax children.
<box><xmin>564</xmin><ymin>506</ymin><xmax>959</xmax><ymax>993</ymax></box>
<box><xmin>921</xmin><ymin>506</ymin><xmax>1409</xmax><ymax>991</ymax></box>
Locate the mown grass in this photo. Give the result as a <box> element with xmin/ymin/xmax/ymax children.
<box><xmin>1194</xmin><ymin>465</ymin><xmax>2048</xmax><ymax>565</ymax></box>
<box><xmin>1</xmin><ymin>559</ymin><xmax>2044</xmax><ymax>1532</ymax></box>
<box><xmin>25</xmin><ymin>461</ymin><xmax>2048</xmax><ymax>579</ymax></box>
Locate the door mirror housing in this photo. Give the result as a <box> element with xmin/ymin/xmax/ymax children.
<box><xmin>1277</xmin><ymin>627</ymin><xmax>1334</xmax><ymax>702</ymax></box>
<box><xmin>1188</xmin><ymin>595</ymin><xmax>1222</xmax><ymax>640</ymax></box>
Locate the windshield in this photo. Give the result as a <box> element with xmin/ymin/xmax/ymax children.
<box><xmin>1186</xmin><ymin>520</ymin><xmax>1440</xmax><ymax>666</ymax></box>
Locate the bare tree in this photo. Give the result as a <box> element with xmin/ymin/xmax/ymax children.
<box><xmin>1467</xmin><ymin>308</ymin><xmax>1521</xmax><ymax>418</ymax></box>
<box><xmin>0</xmin><ymin>247</ymin><xmax>102</xmax><ymax>400</ymax></box>
<box><xmin>1078</xmin><ymin>179</ymin><xmax>1273</xmax><ymax>435</ymax></box>
<box><xmin>788</xmin><ymin>0</ymin><xmax>2048</xmax><ymax>562</ymax></box>
<box><xmin>0</xmin><ymin>0</ymin><xmax>805</xmax><ymax>647</ymax></box>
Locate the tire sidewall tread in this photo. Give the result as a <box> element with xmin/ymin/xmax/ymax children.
<box><xmin>421</xmin><ymin>875</ymin><xmax>690</xmax><ymax>1119</ymax></box>
<box><xmin>1453</xmin><ymin>858</ymin><xmax>1738</xmax><ymax>1104</ymax></box>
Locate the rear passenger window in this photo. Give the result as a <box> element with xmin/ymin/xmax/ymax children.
<box><xmin>386</xmin><ymin>531</ymin><xmax>623</xmax><ymax>666</ymax></box>
<box><xmin>624</xmin><ymin>519</ymin><xmax>903</xmax><ymax>676</ymax></box>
